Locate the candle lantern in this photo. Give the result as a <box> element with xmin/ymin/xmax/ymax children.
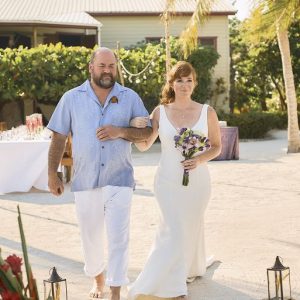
<box><xmin>44</xmin><ymin>267</ymin><xmax>68</xmax><ymax>300</ymax></box>
<box><xmin>267</xmin><ymin>256</ymin><xmax>292</xmax><ymax>300</ymax></box>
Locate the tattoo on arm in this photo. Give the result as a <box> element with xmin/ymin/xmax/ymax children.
<box><xmin>48</xmin><ymin>133</ymin><xmax>67</xmax><ymax>176</ymax></box>
<box><xmin>121</xmin><ymin>127</ymin><xmax>153</xmax><ymax>142</ymax></box>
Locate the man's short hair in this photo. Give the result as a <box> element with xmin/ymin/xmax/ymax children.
<box><xmin>90</xmin><ymin>47</ymin><xmax>118</xmax><ymax>64</ymax></box>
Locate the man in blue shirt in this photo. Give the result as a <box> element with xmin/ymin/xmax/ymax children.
<box><xmin>47</xmin><ymin>47</ymin><xmax>152</xmax><ymax>300</ymax></box>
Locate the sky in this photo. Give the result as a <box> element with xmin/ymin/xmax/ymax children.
<box><xmin>232</xmin><ymin>0</ymin><xmax>253</xmax><ymax>20</ymax></box>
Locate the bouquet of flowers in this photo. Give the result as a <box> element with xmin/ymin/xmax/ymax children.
<box><xmin>0</xmin><ymin>253</ymin><xmax>24</xmax><ymax>300</ymax></box>
<box><xmin>0</xmin><ymin>206</ymin><xmax>39</xmax><ymax>300</ymax></box>
<box><xmin>174</xmin><ymin>128</ymin><xmax>210</xmax><ymax>186</ymax></box>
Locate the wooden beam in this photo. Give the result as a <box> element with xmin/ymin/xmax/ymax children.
<box><xmin>32</xmin><ymin>26</ymin><xmax>38</xmax><ymax>47</ymax></box>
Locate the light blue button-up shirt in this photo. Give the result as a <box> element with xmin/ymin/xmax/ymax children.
<box><xmin>47</xmin><ymin>80</ymin><xmax>150</xmax><ymax>192</ymax></box>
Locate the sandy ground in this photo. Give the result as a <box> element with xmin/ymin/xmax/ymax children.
<box><xmin>1</xmin><ymin>130</ymin><xmax>300</xmax><ymax>300</ymax></box>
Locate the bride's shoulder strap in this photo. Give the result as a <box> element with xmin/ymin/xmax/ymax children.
<box><xmin>203</xmin><ymin>103</ymin><xmax>209</xmax><ymax>117</ymax></box>
<box><xmin>158</xmin><ymin>104</ymin><xmax>165</xmax><ymax>123</ymax></box>
<box><xmin>201</xmin><ymin>104</ymin><xmax>209</xmax><ymax>130</ymax></box>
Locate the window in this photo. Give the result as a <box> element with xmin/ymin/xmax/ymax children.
<box><xmin>145</xmin><ymin>36</ymin><xmax>217</xmax><ymax>50</ymax></box>
<box><xmin>0</xmin><ymin>36</ymin><xmax>9</xmax><ymax>49</ymax></box>
<box><xmin>59</xmin><ymin>34</ymin><xmax>82</xmax><ymax>46</ymax></box>
<box><xmin>44</xmin><ymin>34</ymin><xmax>95</xmax><ymax>48</ymax></box>
<box><xmin>145</xmin><ymin>37</ymin><xmax>162</xmax><ymax>44</ymax></box>
<box><xmin>198</xmin><ymin>37</ymin><xmax>217</xmax><ymax>50</ymax></box>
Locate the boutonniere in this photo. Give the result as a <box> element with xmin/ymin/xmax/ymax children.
<box><xmin>111</xmin><ymin>96</ymin><xmax>119</xmax><ymax>104</ymax></box>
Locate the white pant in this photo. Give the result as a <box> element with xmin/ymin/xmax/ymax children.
<box><xmin>74</xmin><ymin>186</ymin><xmax>133</xmax><ymax>286</ymax></box>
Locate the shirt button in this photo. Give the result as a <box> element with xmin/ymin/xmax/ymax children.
<box><xmin>102</xmin><ymin>146</ymin><xmax>104</xmax><ymax>149</ymax></box>
<box><xmin>101</xmin><ymin>163</ymin><xmax>104</xmax><ymax>166</ymax></box>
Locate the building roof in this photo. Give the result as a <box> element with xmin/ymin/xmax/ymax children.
<box><xmin>41</xmin><ymin>12</ymin><xmax>101</xmax><ymax>27</ymax></box>
<box><xmin>85</xmin><ymin>0</ymin><xmax>236</xmax><ymax>15</ymax></box>
<box><xmin>0</xmin><ymin>0</ymin><xmax>236</xmax><ymax>27</ymax></box>
<box><xmin>0</xmin><ymin>0</ymin><xmax>101</xmax><ymax>28</ymax></box>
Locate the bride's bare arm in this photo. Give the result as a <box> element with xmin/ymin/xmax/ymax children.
<box><xmin>181</xmin><ymin>107</ymin><xmax>221</xmax><ymax>170</ymax></box>
<box><xmin>133</xmin><ymin>106</ymin><xmax>160</xmax><ymax>152</ymax></box>
<box><xmin>195</xmin><ymin>107</ymin><xmax>221</xmax><ymax>163</ymax></box>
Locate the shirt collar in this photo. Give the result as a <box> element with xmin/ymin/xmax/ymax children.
<box><xmin>79</xmin><ymin>80</ymin><xmax>126</xmax><ymax>107</ymax></box>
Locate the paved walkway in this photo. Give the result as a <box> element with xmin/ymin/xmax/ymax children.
<box><xmin>1</xmin><ymin>130</ymin><xmax>300</xmax><ymax>300</ymax></box>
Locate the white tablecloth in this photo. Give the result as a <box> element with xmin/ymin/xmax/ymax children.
<box><xmin>0</xmin><ymin>140</ymin><xmax>51</xmax><ymax>194</ymax></box>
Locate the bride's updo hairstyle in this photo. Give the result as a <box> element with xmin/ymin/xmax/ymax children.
<box><xmin>160</xmin><ymin>61</ymin><xmax>197</xmax><ymax>105</ymax></box>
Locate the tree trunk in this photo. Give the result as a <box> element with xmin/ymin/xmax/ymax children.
<box><xmin>270</xmin><ymin>76</ymin><xmax>286</xmax><ymax>111</ymax></box>
<box><xmin>260</xmin><ymin>97</ymin><xmax>268</xmax><ymax>111</ymax></box>
<box><xmin>18</xmin><ymin>98</ymin><xmax>25</xmax><ymax>124</ymax></box>
<box><xmin>164</xmin><ymin>9</ymin><xmax>171</xmax><ymax>74</ymax></box>
<box><xmin>0</xmin><ymin>101</ymin><xmax>5</xmax><ymax>119</ymax></box>
<box><xmin>277</xmin><ymin>28</ymin><xmax>300</xmax><ymax>153</ymax></box>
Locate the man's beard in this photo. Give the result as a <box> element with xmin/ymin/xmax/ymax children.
<box><xmin>93</xmin><ymin>73</ymin><xmax>116</xmax><ymax>89</ymax></box>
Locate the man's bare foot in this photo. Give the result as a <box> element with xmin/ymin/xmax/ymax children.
<box><xmin>109</xmin><ymin>286</ymin><xmax>121</xmax><ymax>300</ymax></box>
<box><xmin>186</xmin><ymin>276</ymin><xmax>197</xmax><ymax>283</ymax></box>
<box><xmin>89</xmin><ymin>286</ymin><xmax>106</xmax><ymax>299</ymax></box>
<box><xmin>89</xmin><ymin>273</ymin><xmax>105</xmax><ymax>299</ymax></box>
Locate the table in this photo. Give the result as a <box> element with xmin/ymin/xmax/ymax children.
<box><xmin>213</xmin><ymin>126</ymin><xmax>239</xmax><ymax>161</ymax></box>
<box><xmin>0</xmin><ymin>140</ymin><xmax>51</xmax><ymax>194</ymax></box>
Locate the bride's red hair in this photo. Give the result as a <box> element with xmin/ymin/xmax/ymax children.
<box><xmin>160</xmin><ymin>61</ymin><xmax>197</xmax><ymax>105</ymax></box>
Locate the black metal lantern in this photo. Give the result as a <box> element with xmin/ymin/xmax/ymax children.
<box><xmin>267</xmin><ymin>256</ymin><xmax>292</xmax><ymax>300</ymax></box>
<box><xmin>44</xmin><ymin>267</ymin><xmax>68</xmax><ymax>300</ymax></box>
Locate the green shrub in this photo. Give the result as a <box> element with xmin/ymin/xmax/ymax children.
<box><xmin>119</xmin><ymin>38</ymin><xmax>220</xmax><ymax>112</ymax></box>
<box><xmin>118</xmin><ymin>42</ymin><xmax>174</xmax><ymax>113</ymax></box>
<box><xmin>187</xmin><ymin>47</ymin><xmax>220</xmax><ymax>103</ymax></box>
<box><xmin>0</xmin><ymin>44</ymin><xmax>92</xmax><ymax>106</ymax></box>
<box><xmin>0</xmin><ymin>42</ymin><xmax>219</xmax><ymax>114</ymax></box>
<box><xmin>218</xmin><ymin>111</ymin><xmax>300</xmax><ymax>139</ymax></box>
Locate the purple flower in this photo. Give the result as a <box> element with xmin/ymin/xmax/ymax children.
<box><xmin>174</xmin><ymin>127</ymin><xmax>211</xmax><ymax>186</ymax></box>
<box><xmin>174</xmin><ymin>135</ymin><xmax>180</xmax><ymax>143</ymax></box>
<box><xmin>179</xmin><ymin>128</ymin><xmax>187</xmax><ymax>135</ymax></box>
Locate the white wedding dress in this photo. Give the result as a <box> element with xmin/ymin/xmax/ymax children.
<box><xmin>128</xmin><ymin>104</ymin><xmax>211</xmax><ymax>299</ymax></box>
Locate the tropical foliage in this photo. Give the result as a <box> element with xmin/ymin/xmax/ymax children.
<box><xmin>0</xmin><ymin>44</ymin><xmax>90</xmax><ymax>105</ymax></box>
<box><xmin>245</xmin><ymin>0</ymin><xmax>300</xmax><ymax>152</ymax></box>
<box><xmin>0</xmin><ymin>41</ymin><xmax>220</xmax><ymax>114</ymax></box>
<box><xmin>230</xmin><ymin>18</ymin><xmax>300</xmax><ymax>113</ymax></box>
<box><xmin>0</xmin><ymin>206</ymin><xmax>39</xmax><ymax>300</ymax></box>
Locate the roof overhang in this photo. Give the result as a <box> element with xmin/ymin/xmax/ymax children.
<box><xmin>89</xmin><ymin>11</ymin><xmax>237</xmax><ymax>17</ymax></box>
<box><xmin>0</xmin><ymin>11</ymin><xmax>102</xmax><ymax>29</ymax></box>
<box><xmin>0</xmin><ymin>21</ymin><xmax>100</xmax><ymax>29</ymax></box>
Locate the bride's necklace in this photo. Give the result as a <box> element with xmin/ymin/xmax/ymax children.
<box><xmin>172</xmin><ymin>99</ymin><xmax>192</xmax><ymax>116</ymax></box>
<box><xmin>173</xmin><ymin>106</ymin><xmax>190</xmax><ymax>120</ymax></box>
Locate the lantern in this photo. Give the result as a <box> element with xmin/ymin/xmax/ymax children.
<box><xmin>267</xmin><ymin>256</ymin><xmax>292</xmax><ymax>300</ymax></box>
<box><xmin>44</xmin><ymin>267</ymin><xmax>68</xmax><ymax>300</ymax></box>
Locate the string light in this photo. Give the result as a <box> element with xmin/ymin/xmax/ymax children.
<box><xmin>117</xmin><ymin>49</ymin><xmax>161</xmax><ymax>82</ymax></box>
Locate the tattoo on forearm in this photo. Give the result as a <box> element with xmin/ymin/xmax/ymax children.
<box><xmin>48</xmin><ymin>134</ymin><xmax>67</xmax><ymax>175</ymax></box>
<box><xmin>123</xmin><ymin>127</ymin><xmax>153</xmax><ymax>142</ymax></box>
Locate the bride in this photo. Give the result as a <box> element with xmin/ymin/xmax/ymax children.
<box><xmin>128</xmin><ymin>61</ymin><xmax>221</xmax><ymax>299</ymax></box>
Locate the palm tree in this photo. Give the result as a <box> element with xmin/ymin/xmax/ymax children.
<box><xmin>245</xmin><ymin>0</ymin><xmax>300</xmax><ymax>153</ymax></box>
<box><xmin>162</xmin><ymin>1</ymin><xmax>174</xmax><ymax>74</ymax></box>
<box><xmin>163</xmin><ymin>0</ymin><xmax>214</xmax><ymax>71</ymax></box>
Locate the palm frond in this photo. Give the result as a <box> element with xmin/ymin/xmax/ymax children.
<box><xmin>178</xmin><ymin>0</ymin><xmax>214</xmax><ymax>58</ymax></box>
<box><xmin>247</xmin><ymin>0</ymin><xmax>300</xmax><ymax>43</ymax></box>
<box><xmin>161</xmin><ymin>0</ymin><xmax>176</xmax><ymax>22</ymax></box>
<box><xmin>243</xmin><ymin>3</ymin><xmax>275</xmax><ymax>44</ymax></box>
<box><xmin>165</xmin><ymin>0</ymin><xmax>176</xmax><ymax>12</ymax></box>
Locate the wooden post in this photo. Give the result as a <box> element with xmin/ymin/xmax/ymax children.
<box><xmin>97</xmin><ymin>25</ymin><xmax>101</xmax><ymax>46</ymax></box>
<box><xmin>116</xmin><ymin>41</ymin><xmax>125</xmax><ymax>86</ymax></box>
<box><xmin>32</xmin><ymin>27</ymin><xmax>38</xmax><ymax>47</ymax></box>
